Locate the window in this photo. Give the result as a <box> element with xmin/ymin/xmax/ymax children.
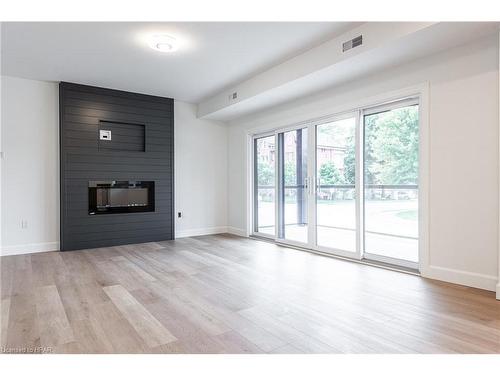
<box><xmin>254</xmin><ymin>135</ymin><xmax>276</xmax><ymax>236</ymax></box>
<box><xmin>252</xmin><ymin>95</ymin><xmax>422</xmax><ymax>269</ymax></box>
<box><xmin>316</xmin><ymin>117</ymin><xmax>356</xmax><ymax>252</ymax></box>
<box><xmin>363</xmin><ymin>102</ymin><xmax>419</xmax><ymax>264</ymax></box>
<box><xmin>279</xmin><ymin>128</ymin><xmax>308</xmax><ymax>243</ymax></box>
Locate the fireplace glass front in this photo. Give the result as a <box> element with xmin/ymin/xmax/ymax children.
<box><xmin>88</xmin><ymin>181</ymin><xmax>155</xmax><ymax>215</ymax></box>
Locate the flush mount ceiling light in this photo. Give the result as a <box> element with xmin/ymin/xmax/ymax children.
<box><xmin>148</xmin><ymin>34</ymin><xmax>178</xmax><ymax>53</ymax></box>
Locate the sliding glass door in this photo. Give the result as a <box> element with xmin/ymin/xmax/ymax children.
<box><xmin>252</xmin><ymin>97</ymin><xmax>420</xmax><ymax>269</ymax></box>
<box><xmin>363</xmin><ymin>101</ymin><xmax>419</xmax><ymax>266</ymax></box>
<box><xmin>316</xmin><ymin>116</ymin><xmax>358</xmax><ymax>254</ymax></box>
<box><xmin>253</xmin><ymin>135</ymin><xmax>276</xmax><ymax>237</ymax></box>
<box><xmin>277</xmin><ymin>128</ymin><xmax>309</xmax><ymax>244</ymax></box>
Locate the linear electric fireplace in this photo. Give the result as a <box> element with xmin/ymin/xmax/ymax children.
<box><xmin>88</xmin><ymin>181</ymin><xmax>155</xmax><ymax>215</ymax></box>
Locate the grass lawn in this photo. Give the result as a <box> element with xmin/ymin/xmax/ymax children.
<box><xmin>396</xmin><ymin>209</ymin><xmax>418</xmax><ymax>221</ymax></box>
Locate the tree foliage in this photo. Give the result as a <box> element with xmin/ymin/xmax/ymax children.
<box><xmin>257</xmin><ymin>161</ymin><xmax>274</xmax><ymax>186</ymax></box>
<box><xmin>319</xmin><ymin>162</ymin><xmax>345</xmax><ymax>185</ymax></box>
<box><xmin>256</xmin><ymin>106</ymin><xmax>418</xmax><ymax>188</ymax></box>
<box><xmin>284</xmin><ymin>161</ymin><xmax>297</xmax><ymax>186</ymax></box>
<box><xmin>343</xmin><ymin>136</ymin><xmax>355</xmax><ymax>184</ymax></box>
<box><xmin>365</xmin><ymin>107</ymin><xmax>419</xmax><ymax>185</ymax></box>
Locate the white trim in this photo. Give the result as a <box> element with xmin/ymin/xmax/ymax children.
<box><xmin>276</xmin><ymin>238</ymin><xmax>309</xmax><ymax>249</ymax></box>
<box><xmin>422</xmin><ymin>265</ymin><xmax>498</xmax><ymax>292</ymax></box>
<box><xmin>355</xmin><ymin>110</ymin><xmax>363</xmax><ymax>261</ymax></box>
<box><xmin>418</xmin><ymin>83</ymin><xmax>431</xmax><ymax>276</ymax></box>
<box><xmin>227</xmin><ymin>226</ymin><xmax>247</xmax><ymax>237</ymax></box>
<box><xmin>274</xmin><ymin>132</ymin><xmax>279</xmax><ymax>239</ymax></box>
<box><xmin>314</xmin><ymin>244</ymin><xmax>359</xmax><ymax>260</ymax></box>
<box><xmin>307</xmin><ymin>122</ymin><xmax>316</xmax><ymax>248</ymax></box>
<box><xmin>362</xmin><ymin>97</ymin><xmax>420</xmax><ymax>116</ymax></box>
<box><xmin>246</xmin><ymin>133</ymin><xmax>254</xmax><ymax>237</ymax></box>
<box><xmin>497</xmin><ymin>30</ymin><xmax>500</xmax><ymax>300</ymax></box>
<box><xmin>252</xmin><ymin>231</ymin><xmax>275</xmax><ymax>240</ymax></box>
<box><xmin>250</xmin><ymin>132</ymin><xmax>277</xmax><ymax>238</ymax></box>
<box><xmin>175</xmin><ymin>226</ymin><xmax>228</xmax><ymax>239</ymax></box>
<box><xmin>1</xmin><ymin>241</ymin><xmax>59</xmax><ymax>256</ymax></box>
<box><xmin>364</xmin><ymin>252</ymin><xmax>418</xmax><ymax>270</ymax></box>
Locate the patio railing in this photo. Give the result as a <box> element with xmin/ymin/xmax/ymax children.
<box><xmin>257</xmin><ymin>184</ymin><xmax>418</xmax><ymax>201</ymax></box>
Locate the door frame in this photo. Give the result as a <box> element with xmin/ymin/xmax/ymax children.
<box><xmin>310</xmin><ymin>111</ymin><xmax>362</xmax><ymax>260</ymax></box>
<box><xmin>247</xmin><ymin>83</ymin><xmax>429</xmax><ymax>274</ymax></box>
<box><xmin>274</xmin><ymin>124</ymin><xmax>312</xmax><ymax>249</ymax></box>
<box><xmin>361</xmin><ymin>97</ymin><xmax>421</xmax><ymax>269</ymax></box>
<box><xmin>251</xmin><ymin>131</ymin><xmax>277</xmax><ymax>240</ymax></box>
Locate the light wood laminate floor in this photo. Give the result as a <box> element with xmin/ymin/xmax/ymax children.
<box><xmin>1</xmin><ymin>234</ymin><xmax>499</xmax><ymax>354</ymax></box>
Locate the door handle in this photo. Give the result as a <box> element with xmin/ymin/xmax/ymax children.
<box><xmin>307</xmin><ymin>176</ymin><xmax>315</xmax><ymax>196</ymax></box>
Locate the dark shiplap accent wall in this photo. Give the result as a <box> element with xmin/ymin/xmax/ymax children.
<box><xmin>98</xmin><ymin>121</ymin><xmax>146</xmax><ymax>152</ymax></box>
<box><xmin>60</xmin><ymin>82</ymin><xmax>174</xmax><ymax>251</ymax></box>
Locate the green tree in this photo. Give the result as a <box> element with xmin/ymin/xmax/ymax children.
<box><xmin>257</xmin><ymin>161</ymin><xmax>274</xmax><ymax>186</ymax></box>
<box><xmin>343</xmin><ymin>135</ymin><xmax>355</xmax><ymax>184</ymax></box>
<box><xmin>319</xmin><ymin>162</ymin><xmax>345</xmax><ymax>185</ymax></box>
<box><xmin>366</xmin><ymin>107</ymin><xmax>419</xmax><ymax>185</ymax></box>
<box><xmin>284</xmin><ymin>161</ymin><xmax>297</xmax><ymax>186</ymax></box>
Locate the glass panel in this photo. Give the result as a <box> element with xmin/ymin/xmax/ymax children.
<box><xmin>316</xmin><ymin>117</ymin><xmax>356</xmax><ymax>252</ymax></box>
<box><xmin>255</xmin><ymin>135</ymin><xmax>276</xmax><ymax>235</ymax></box>
<box><xmin>364</xmin><ymin>104</ymin><xmax>419</xmax><ymax>263</ymax></box>
<box><xmin>282</xmin><ymin>128</ymin><xmax>308</xmax><ymax>243</ymax></box>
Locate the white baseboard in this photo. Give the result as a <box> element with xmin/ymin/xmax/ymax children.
<box><xmin>175</xmin><ymin>226</ymin><xmax>228</xmax><ymax>239</ymax></box>
<box><xmin>227</xmin><ymin>226</ymin><xmax>247</xmax><ymax>237</ymax></box>
<box><xmin>1</xmin><ymin>241</ymin><xmax>59</xmax><ymax>256</ymax></box>
<box><xmin>421</xmin><ymin>264</ymin><xmax>498</xmax><ymax>292</ymax></box>
<box><xmin>496</xmin><ymin>283</ymin><xmax>500</xmax><ymax>300</ymax></box>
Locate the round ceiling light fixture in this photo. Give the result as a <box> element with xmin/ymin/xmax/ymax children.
<box><xmin>148</xmin><ymin>34</ymin><xmax>178</xmax><ymax>53</ymax></box>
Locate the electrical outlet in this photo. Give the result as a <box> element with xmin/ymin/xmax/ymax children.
<box><xmin>21</xmin><ymin>220</ymin><xmax>28</xmax><ymax>229</ymax></box>
<box><xmin>177</xmin><ymin>212</ymin><xmax>182</xmax><ymax>218</ymax></box>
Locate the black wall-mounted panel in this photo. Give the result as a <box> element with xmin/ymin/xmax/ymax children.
<box><xmin>60</xmin><ymin>82</ymin><xmax>174</xmax><ymax>251</ymax></box>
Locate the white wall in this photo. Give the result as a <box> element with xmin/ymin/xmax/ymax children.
<box><xmin>227</xmin><ymin>35</ymin><xmax>499</xmax><ymax>291</ymax></box>
<box><xmin>0</xmin><ymin>76</ymin><xmax>229</xmax><ymax>255</ymax></box>
<box><xmin>1</xmin><ymin>37</ymin><xmax>499</xmax><ymax>294</ymax></box>
<box><xmin>1</xmin><ymin>76</ymin><xmax>60</xmax><ymax>255</ymax></box>
<box><xmin>174</xmin><ymin>101</ymin><xmax>228</xmax><ymax>237</ymax></box>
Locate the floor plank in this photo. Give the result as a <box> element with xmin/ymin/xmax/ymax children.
<box><xmin>35</xmin><ymin>285</ymin><xmax>75</xmax><ymax>348</ymax></box>
<box><xmin>103</xmin><ymin>284</ymin><xmax>177</xmax><ymax>348</ymax></box>
<box><xmin>1</xmin><ymin>234</ymin><xmax>498</xmax><ymax>354</ymax></box>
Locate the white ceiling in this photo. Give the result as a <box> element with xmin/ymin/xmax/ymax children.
<box><xmin>199</xmin><ymin>22</ymin><xmax>500</xmax><ymax>120</ymax></box>
<box><xmin>1</xmin><ymin>22</ymin><xmax>358</xmax><ymax>103</ymax></box>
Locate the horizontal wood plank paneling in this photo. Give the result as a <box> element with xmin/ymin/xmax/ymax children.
<box><xmin>98</xmin><ymin>122</ymin><xmax>146</xmax><ymax>152</ymax></box>
<box><xmin>64</xmin><ymin>98</ymin><xmax>172</xmax><ymax>118</ymax></box>
<box><xmin>60</xmin><ymin>82</ymin><xmax>174</xmax><ymax>251</ymax></box>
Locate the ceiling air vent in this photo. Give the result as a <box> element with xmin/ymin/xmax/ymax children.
<box><xmin>342</xmin><ymin>35</ymin><xmax>363</xmax><ymax>52</ymax></box>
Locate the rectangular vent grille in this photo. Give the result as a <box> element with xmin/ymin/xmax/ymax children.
<box><xmin>342</xmin><ymin>35</ymin><xmax>363</xmax><ymax>52</ymax></box>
